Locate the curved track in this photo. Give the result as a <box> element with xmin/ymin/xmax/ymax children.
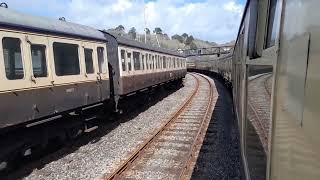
<box><xmin>247</xmin><ymin>73</ymin><xmax>272</xmax><ymax>153</ymax></box>
<box><xmin>103</xmin><ymin>73</ymin><xmax>215</xmax><ymax>180</ymax></box>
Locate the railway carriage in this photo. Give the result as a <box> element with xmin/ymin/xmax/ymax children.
<box><xmin>105</xmin><ymin>34</ymin><xmax>186</xmax><ymax>97</ymax></box>
<box><xmin>189</xmin><ymin>0</ymin><xmax>320</xmax><ymax>179</ymax></box>
<box><xmin>0</xmin><ymin>6</ymin><xmax>187</xmax><ymax>171</ymax></box>
<box><xmin>191</xmin><ymin>0</ymin><xmax>320</xmax><ymax>179</ymax></box>
<box><xmin>0</xmin><ymin>7</ymin><xmax>111</xmax><ymax>131</ymax></box>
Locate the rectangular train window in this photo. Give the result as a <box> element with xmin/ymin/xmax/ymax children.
<box><xmin>31</xmin><ymin>44</ymin><xmax>47</xmax><ymax>78</ymax></box>
<box><xmin>97</xmin><ymin>47</ymin><xmax>106</xmax><ymax>73</ymax></box>
<box><xmin>159</xmin><ymin>56</ymin><xmax>162</xmax><ymax>69</ymax></box>
<box><xmin>121</xmin><ymin>49</ymin><xmax>126</xmax><ymax>71</ymax></box>
<box><xmin>265</xmin><ymin>0</ymin><xmax>281</xmax><ymax>48</ymax></box>
<box><xmin>127</xmin><ymin>52</ymin><xmax>132</xmax><ymax>71</ymax></box>
<box><xmin>155</xmin><ymin>55</ymin><xmax>158</xmax><ymax>69</ymax></box>
<box><xmin>84</xmin><ymin>48</ymin><xmax>94</xmax><ymax>74</ymax></box>
<box><xmin>53</xmin><ymin>42</ymin><xmax>80</xmax><ymax>76</ymax></box>
<box><xmin>133</xmin><ymin>51</ymin><xmax>140</xmax><ymax>70</ymax></box>
<box><xmin>163</xmin><ymin>56</ymin><xmax>166</xmax><ymax>69</ymax></box>
<box><xmin>152</xmin><ymin>55</ymin><xmax>155</xmax><ymax>69</ymax></box>
<box><xmin>2</xmin><ymin>37</ymin><xmax>24</xmax><ymax>80</ymax></box>
<box><xmin>145</xmin><ymin>53</ymin><xmax>148</xmax><ymax>70</ymax></box>
<box><xmin>149</xmin><ymin>54</ymin><xmax>152</xmax><ymax>69</ymax></box>
<box><xmin>141</xmin><ymin>54</ymin><xmax>145</xmax><ymax>70</ymax></box>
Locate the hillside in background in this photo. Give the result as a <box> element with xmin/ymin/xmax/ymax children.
<box><xmin>106</xmin><ymin>25</ymin><xmax>230</xmax><ymax>52</ymax></box>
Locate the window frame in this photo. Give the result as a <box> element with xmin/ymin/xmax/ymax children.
<box><xmin>30</xmin><ymin>44</ymin><xmax>48</xmax><ymax>78</ymax></box>
<box><xmin>49</xmin><ymin>37</ymin><xmax>84</xmax><ymax>85</ymax></box>
<box><xmin>133</xmin><ymin>51</ymin><xmax>141</xmax><ymax>71</ymax></box>
<box><xmin>2</xmin><ymin>37</ymin><xmax>25</xmax><ymax>80</ymax></box>
<box><xmin>0</xmin><ymin>31</ymin><xmax>31</xmax><ymax>91</ymax></box>
<box><xmin>84</xmin><ymin>47</ymin><xmax>95</xmax><ymax>75</ymax></box>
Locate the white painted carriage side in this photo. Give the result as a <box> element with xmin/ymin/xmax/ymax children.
<box><xmin>0</xmin><ymin>28</ymin><xmax>109</xmax><ymax>92</ymax></box>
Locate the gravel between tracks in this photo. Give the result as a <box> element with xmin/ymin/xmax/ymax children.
<box><xmin>21</xmin><ymin>74</ymin><xmax>196</xmax><ymax>180</ymax></box>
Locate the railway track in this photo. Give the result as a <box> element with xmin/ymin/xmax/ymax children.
<box><xmin>103</xmin><ymin>73</ymin><xmax>215</xmax><ymax>180</ymax></box>
<box><xmin>247</xmin><ymin>73</ymin><xmax>272</xmax><ymax>153</ymax></box>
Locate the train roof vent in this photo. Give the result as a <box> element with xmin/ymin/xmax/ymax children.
<box><xmin>0</xmin><ymin>2</ymin><xmax>8</xmax><ymax>8</ymax></box>
<box><xmin>59</xmin><ymin>17</ymin><xmax>66</xmax><ymax>21</ymax></box>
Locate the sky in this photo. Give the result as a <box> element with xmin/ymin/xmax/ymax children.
<box><xmin>5</xmin><ymin>0</ymin><xmax>245</xmax><ymax>44</ymax></box>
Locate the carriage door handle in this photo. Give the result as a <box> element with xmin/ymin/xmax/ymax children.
<box><xmin>31</xmin><ymin>75</ymin><xmax>36</xmax><ymax>84</ymax></box>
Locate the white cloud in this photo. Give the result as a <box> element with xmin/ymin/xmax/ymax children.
<box><xmin>7</xmin><ymin>0</ymin><xmax>244</xmax><ymax>44</ymax></box>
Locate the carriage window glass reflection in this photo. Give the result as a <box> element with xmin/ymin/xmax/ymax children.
<box><xmin>133</xmin><ymin>51</ymin><xmax>140</xmax><ymax>70</ymax></box>
<box><xmin>97</xmin><ymin>47</ymin><xmax>106</xmax><ymax>73</ymax></box>
<box><xmin>127</xmin><ymin>52</ymin><xmax>132</xmax><ymax>71</ymax></box>
<box><xmin>3</xmin><ymin>37</ymin><xmax>24</xmax><ymax>80</ymax></box>
<box><xmin>121</xmin><ymin>49</ymin><xmax>126</xmax><ymax>71</ymax></box>
<box><xmin>31</xmin><ymin>44</ymin><xmax>47</xmax><ymax>78</ymax></box>
<box><xmin>265</xmin><ymin>0</ymin><xmax>281</xmax><ymax>48</ymax></box>
<box><xmin>84</xmin><ymin>48</ymin><xmax>94</xmax><ymax>74</ymax></box>
<box><xmin>53</xmin><ymin>42</ymin><xmax>80</xmax><ymax>76</ymax></box>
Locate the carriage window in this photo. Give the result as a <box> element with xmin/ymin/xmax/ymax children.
<box><xmin>97</xmin><ymin>47</ymin><xmax>107</xmax><ymax>73</ymax></box>
<box><xmin>3</xmin><ymin>37</ymin><xmax>24</xmax><ymax>80</ymax></box>
<box><xmin>84</xmin><ymin>48</ymin><xmax>94</xmax><ymax>74</ymax></box>
<box><xmin>152</xmin><ymin>55</ymin><xmax>155</xmax><ymax>69</ymax></box>
<box><xmin>159</xmin><ymin>56</ymin><xmax>162</xmax><ymax>69</ymax></box>
<box><xmin>155</xmin><ymin>55</ymin><xmax>158</xmax><ymax>69</ymax></box>
<box><xmin>145</xmin><ymin>53</ymin><xmax>148</xmax><ymax>70</ymax></box>
<box><xmin>121</xmin><ymin>49</ymin><xmax>126</xmax><ymax>71</ymax></box>
<box><xmin>133</xmin><ymin>51</ymin><xmax>141</xmax><ymax>70</ymax></box>
<box><xmin>141</xmin><ymin>54</ymin><xmax>145</xmax><ymax>70</ymax></box>
<box><xmin>149</xmin><ymin>54</ymin><xmax>152</xmax><ymax>69</ymax></box>
<box><xmin>163</xmin><ymin>56</ymin><xmax>166</xmax><ymax>69</ymax></box>
<box><xmin>265</xmin><ymin>0</ymin><xmax>281</xmax><ymax>48</ymax></box>
<box><xmin>127</xmin><ymin>52</ymin><xmax>132</xmax><ymax>71</ymax></box>
<box><xmin>31</xmin><ymin>44</ymin><xmax>47</xmax><ymax>78</ymax></box>
<box><xmin>53</xmin><ymin>42</ymin><xmax>80</xmax><ymax>76</ymax></box>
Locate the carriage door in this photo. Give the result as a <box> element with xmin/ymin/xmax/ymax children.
<box><xmin>26</xmin><ymin>34</ymin><xmax>55</xmax><ymax>119</ymax></box>
<box><xmin>81</xmin><ymin>41</ymin><xmax>101</xmax><ymax>105</ymax></box>
<box><xmin>0</xmin><ymin>31</ymin><xmax>34</xmax><ymax>126</ymax></box>
<box><xmin>96</xmin><ymin>44</ymin><xmax>109</xmax><ymax>101</ymax></box>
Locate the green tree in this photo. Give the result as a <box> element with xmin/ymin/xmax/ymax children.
<box><xmin>154</xmin><ymin>27</ymin><xmax>163</xmax><ymax>34</ymax></box>
<box><xmin>185</xmin><ymin>35</ymin><xmax>194</xmax><ymax>45</ymax></box>
<box><xmin>171</xmin><ymin>34</ymin><xmax>184</xmax><ymax>43</ymax></box>
<box><xmin>190</xmin><ymin>41</ymin><xmax>198</xmax><ymax>50</ymax></box>
<box><xmin>128</xmin><ymin>27</ymin><xmax>137</xmax><ymax>39</ymax></box>
<box><xmin>145</xmin><ymin>28</ymin><xmax>150</xmax><ymax>34</ymax></box>
<box><xmin>181</xmin><ymin>33</ymin><xmax>189</xmax><ymax>39</ymax></box>
<box><xmin>115</xmin><ymin>25</ymin><xmax>125</xmax><ymax>31</ymax></box>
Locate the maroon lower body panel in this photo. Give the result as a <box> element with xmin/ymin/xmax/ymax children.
<box><xmin>119</xmin><ymin>69</ymin><xmax>187</xmax><ymax>95</ymax></box>
<box><xmin>0</xmin><ymin>80</ymin><xmax>110</xmax><ymax>129</ymax></box>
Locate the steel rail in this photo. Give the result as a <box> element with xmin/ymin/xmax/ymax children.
<box><xmin>178</xmin><ymin>73</ymin><xmax>214</xmax><ymax>179</ymax></box>
<box><xmin>103</xmin><ymin>73</ymin><xmax>200</xmax><ymax>180</ymax></box>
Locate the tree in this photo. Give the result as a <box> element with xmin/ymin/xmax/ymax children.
<box><xmin>185</xmin><ymin>35</ymin><xmax>194</xmax><ymax>45</ymax></box>
<box><xmin>181</xmin><ymin>33</ymin><xmax>189</xmax><ymax>39</ymax></box>
<box><xmin>128</xmin><ymin>27</ymin><xmax>137</xmax><ymax>40</ymax></box>
<box><xmin>190</xmin><ymin>41</ymin><xmax>198</xmax><ymax>50</ymax></box>
<box><xmin>115</xmin><ymin>25</ymin><xmax>125</xmax><ymax>31</ymax></box>
<box><xmin>145</xmin><ymin>28</ymin><xmax>150</xmax><ymax>34</ymax></box>
<box><xmin>171</xmin><ymin>34</ymin><xmax>184</xmax><ymax>43</ymax></box>
<box><xmin>153</xmin><ymin>27</ymin><xmax>163</xmax><ymax>34</ymax></box>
